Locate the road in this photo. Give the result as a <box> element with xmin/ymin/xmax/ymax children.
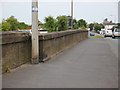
<box><xmin>3</xmin><ymin>37</ymin><xmax>118</xmax><ymax>88</ymax></box>
<box><xmin>104</xmin><ymin>37</ymin><xmax>118</xmax><ymax>58</ymax></box>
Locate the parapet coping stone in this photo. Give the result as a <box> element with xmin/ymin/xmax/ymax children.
<box><xmin>1</xmin><ymin>30</ymin><xmax>88</xmax><ymax>44</ymax></box>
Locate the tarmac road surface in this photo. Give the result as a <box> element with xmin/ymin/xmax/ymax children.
<box><xmin>3</xmin><ymin>38</ymin><xmax>118</xmax><ymax>88</ymax></box>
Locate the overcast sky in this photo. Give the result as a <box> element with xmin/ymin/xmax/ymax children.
<box><xmin>1</xmin><ymin>0</ymin><xmax>119</xmax><ymax>25</ymax></box>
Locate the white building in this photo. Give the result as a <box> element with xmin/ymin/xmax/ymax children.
<box><xmin>104</xmin><ymin>23</ymin><xmax>117</xmax><ymax>30</ymax></box>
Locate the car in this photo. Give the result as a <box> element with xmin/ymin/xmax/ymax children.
<box><xmin>18</xmin><ymin>30</ymin><xmax>32</xmax><ymax>34</ymax></box>
<box><xmin>112</xmin><ymin>28</ymin><xmax>120</xmax><ymax>39</ymax></box>
<box><xmin>104</xmin><ymin>29</ymin><xmax>112</xmax><ymax>37</ymax></box>
<box><xmin>100</xmin><ymin>29</ymin><xmax>105</xmax><ymax>35</ymax></box>
<box><xmin>38</xmin><ymin>29</ymin><xmax>48</xmax><ymax>34</ymax></box>
<box><xmin>90</xmin><ymin>32</ymin><xmax>95</xmax><ymax>36</ymax></box>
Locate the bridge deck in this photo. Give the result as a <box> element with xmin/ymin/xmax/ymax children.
<box><xmin>3</xmin><ymin>38</ymin><xmax>118</xmax><ymax>88</ymax></box>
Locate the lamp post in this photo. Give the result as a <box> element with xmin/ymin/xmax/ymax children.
<box><xmin>118</xmin><ymin>1</ymin><xmax>120</xmax><ymax>28</ymax></box>
<box><xmin>31</xmin><ymin>0</ymin><xmax>39</xmax><ymax>64</ymax></box>
<box><xmin>71</xmin><ymin>0</ymin><xmax>73</xmax><ymax>29</ymax></box>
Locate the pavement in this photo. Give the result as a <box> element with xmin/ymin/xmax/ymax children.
<box><xmin>2</xmin><ymin>37</ymin><xmax>118</xmax><ymax>88</ymax></box>
<box><xmin>104</xmin><ymin>37</ymin><xmax>118</xmax><ymax>58</ymax></box>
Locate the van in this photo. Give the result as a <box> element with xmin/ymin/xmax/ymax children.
<box><xmin>104</xmin><ymin>29</ymin><xmax>112</xmax><ymax>37</ymax></box>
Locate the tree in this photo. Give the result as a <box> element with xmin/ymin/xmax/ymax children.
<box><xmin>38</xmin><ymin>20</ymin><xmax>43</xmax><ymax>29</ymax></box>
<box><xmin>44</xmin><ymin>16</ymin><xmax>55</xmax><ymax>32</ymax></box>
<box><xmin>0</xmin><ymin>16</ymin><xmax>30</xmax><ymax>31</ymax></box>
<box><xmin>56</xmin><ymin>16</ymin><xmax>68</xmax><ymax>31</ymax></box>
<box><xmin>118</xmin><ymin>23</ymin><xmax>120</xmax><ymax>29</ymax></box>
<box><xmin>1</xmin><ymin>20</ymin><xmax>11</xmax><ymax>31</ymax></box>
<box><xmin>0</xmin><ymin>23</ymin><xmax>2</xmax><ymax>31</ymax></box>
<box><xmin>18</xmin><ymin>22</ymin><xmax>29</xmax><ymax>30</ymax></box>
<box><xmin>38</xmin><ymin>20</ymin><xmax>42</xmax><ymax>26</ymax></box>
<box><xmin>94</xmin><ymin>23</ymin><xmax>102</xmax><ymax>32</ymax></box>
<box><xmin>88</xmin><ymin>23</ymin><xmax>94</xmax><ymax>31</ymax></box>
<box><xmin>73</xmin><ymin>19</ymin><xmax>78</xmax><ymax>29</ymax></box>
<box><xmin>78</xmin><ymin>19</ymin><xmax>87</xmax><ymax>29</ymax></box>
<box><xmin>99</xmin><ymin>23</ymin><xmax>104</xmax><ymax>29</ymax></box>
<box><xmin>6</xmin><ymin>16</ymin><xmax>19</xmax><ymax>30</ymax></box>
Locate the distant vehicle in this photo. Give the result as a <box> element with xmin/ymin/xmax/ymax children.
<box><xmin>100</xmin><ymin>29</ymin><xmax>105</xmax><ymax>35</ymax></box>
<box><xmin>18</xmin><ymin>29</ymin><xmax>48</xmax><ymax>34</ymax></box>
<box><xmin>112</xmin><ymin>28</ymin><xmax>120</xmax><ymax>38</ymax></box>
<box><xmin>99</xmin><ymin>31</ymin><xmax>102</xmax><ymax>34</ymax></box>
<box><xmin>104</xmin><ymin>29</ymin><xmax>112</xmax><ymax>37</ymax></box>
<box><xmin>90</xmin><ymin>32</ymin><xmax>95</xmax><ymax>36</ymax></box>
<box><xmin>96</xmin><ymin>30</ymin><xmax>100</xmax><ymax>34</ymax></box>
<box><xmin>38</xmin><ymin>29</ymin><xmax>48</xmax><ymax>34</ymax></box>
<box><xmin>18</xmin><ymin>30</ymin><xmax>32</xmax><ymax>34</ymax></box>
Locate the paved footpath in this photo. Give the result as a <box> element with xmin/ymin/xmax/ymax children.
<box><xmin>3</xmin><ymin>38</ymin><xmax>118</xmax><ymax>88</ymax></box>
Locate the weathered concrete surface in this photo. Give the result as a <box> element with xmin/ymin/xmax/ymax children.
<box><xmin>39</xmin><ymin>30</ymin><xmax>88</xmax><ymax>61</ymax></box>
<box><xmin>3</xmin><ymin>38</ymin><xmax>118</xmax><ymax>88</ymax></box>
<box><xmin>1</xmin><ymin>30</ymin><xmax>88</xmax><ymax>73</ymax></box>
<box><xmin>1</xmin><ymin>32</ymin><xmax>31</xmax><ymax>73</ymax></box>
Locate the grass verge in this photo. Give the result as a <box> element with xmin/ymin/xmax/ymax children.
<box><xmin>90</xmin><ymin>35</ymin><xmax>104</xmax><ymax>38</ymax></box>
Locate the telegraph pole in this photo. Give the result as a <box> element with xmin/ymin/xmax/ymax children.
<box><xmin>32</xmin><ymin>0</ymin><xmax>39</xmax><ymax>64</ymax></box>
<box><xmin>71</xmin><ymin>0</ymin><xmax>73</xmax><ymax>29</ymax></box>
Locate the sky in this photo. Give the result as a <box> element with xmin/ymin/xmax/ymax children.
<box><xmin>1</xmin><ymin>0</ymin><xmax>119</xmax><ymax>25</ymax></box>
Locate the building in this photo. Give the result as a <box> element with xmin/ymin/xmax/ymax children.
<box><xmin>103</xmin><ymin>18</ymin><xmax>118</xmax><ymax>30</ymax></box>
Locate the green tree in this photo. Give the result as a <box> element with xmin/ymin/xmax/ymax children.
<box><xmin>78</xmin><ymin>19</ymin><xmax>87</xmax><ymax>29</ymax></box>
<box><xmin>99</xmin><ymin>23</ymin><xmax>104</xmax><ymax>29</ymax></box>
<box><xmin>18</xmin><ymin>22</ymin><xmax>29</xmax><ymax>30</ymax></box>
<box><xmin>88</xmin><ymin>23</ymin><xmax>94</xmax><ymax>31</ymax></box>
<box><xmin>94</xmin><ymin>23</ymin><xmax>102</xmax><ymax>32</ymax></box>
<box><xmin>0</xmin><ymin>23</ymin><xmax>2</xmax><ymax>31</ymax></box>
<box><xmin>56</xmin><ymin>16</ymin><xmax>68</xmax><ymax>31</ymax></box>
<box><xmin>73</xmin><ymin>19</ymin><xmax>78</xmax><ymax>29</ymax></box>
<box><xmin>38</xmin><ymin>20</ymin><xmax>43</xmax><ymax>29</ymax></box>
<box><xmin>6</xmin><ymin>16</ymin><xmax>19</xmax><ymax>30</ymax></box>
<box><xmin>38</xmin><ymin>20</ymin><xmax>42</xmax><ymax>26</ymax></box>
<box><xmin>0</xmin><ymin>16</ymin><xmax>30</xmax><ymax>31</ymax></box>
<box><xmin>1</xmin><ymin>20</ymin><xmax>11</xmax><ymax>31</ymax></box>
<box><xmin>118</xmin><ymin>23</ymin><xmax>120</xmax><ymax>29</ymax></box>
<box><xmin>44</xmin><ymin>16</ymin><xmax>55</xmax><ymax>32</ymax></box>
<box><xmin>80</xmin><ymin>26</ymin><xmax>86</xmax><ymax>30</ymax></box>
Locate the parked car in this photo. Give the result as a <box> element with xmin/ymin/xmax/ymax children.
<box><xmin>112</xmin><ymin>28</ymin><xmax>120</xmax><ymax>38</ymax></box>
<box><xmin>104</xmin><ymin>29</ymin><xmax>112</xmax><ymax>37</ymax></box>
<box><xmin>90</xmin><ymin>32</ymin><xmax>95</xmax><ymax>36</ymax></box>
<box><xmin>100</xmin><ymin>29</ymin><xmax>105</xmax><ymax>35</ymax></box>
<box><xmin>18</xmin><ymin>30</ymin><xmax>32</xmax><ymax>34</ymax></box>
<box><xmin>38</xmin><ymin>29</ymin><xmax>48</xmax><ymax>34</ymax></box>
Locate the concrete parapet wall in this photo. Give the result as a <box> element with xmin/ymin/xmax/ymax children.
<box><xmin>1</xmin><ymin>32</ymin><xmax>31</xmax><ymax>73</ymax></box>
<box><xmin>1</xmin><ymin>30</ymin><xmax>88</xmax><ymax>73</ymax></box>
<box><xmin>39</xmin><ymin>30</ymin><xmax>88</xmax><ymax>61</ymax></box>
